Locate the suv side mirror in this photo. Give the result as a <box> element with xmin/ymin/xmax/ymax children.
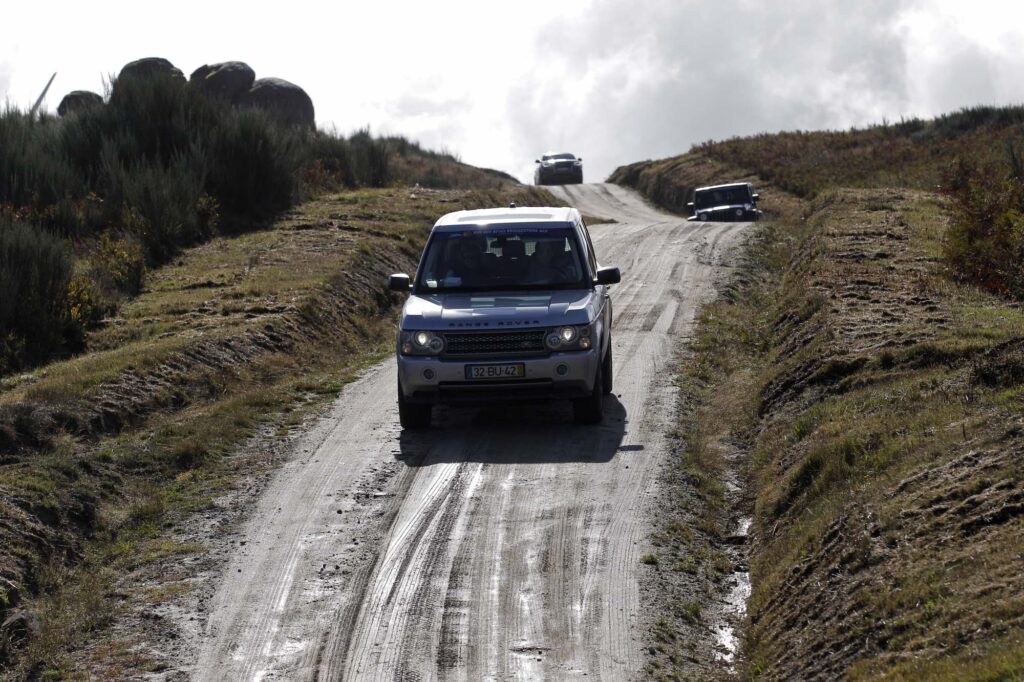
<box><xmin>388</xmin><ymin>273</ymin><xmax>411</xmax><ymax>292</ymax></box>
<box><xmin>535</xmin><ymin>159</ymin><xmax>541</xmax><ymax>164</ymax></box>
<box><xmin>577</xmin><ymin>158</ymin><xmax>583</xmax><ymax>162</ymax></box>
<box><xmin>596</xmin><ymin>266</ymin><xmax>621</xmax><ymax>285</ymax></box>
<box><xmin>752</xmin><ymin>193</ymin><xmax>760</xmax><ymax>201</ymax></box>
<box><xmin>686</xmin><ymin>201</ymin><xmax>695</xmax><ymax>208</ymax></box>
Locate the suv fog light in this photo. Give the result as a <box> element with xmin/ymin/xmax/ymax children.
<box><xmin>557</xmin><ymin>364</ymin><xmax>568</xmax><ymax>375</ymax></box>
<box><xmin>423</xmin><ymin>369</ymin><xmax>435</xmax><ymax>380</ymax></box>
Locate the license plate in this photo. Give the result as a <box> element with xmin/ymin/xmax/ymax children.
<box><xmin>464</xmin><ymin>363</ymin><xmax>525</xmax><ymax>380</ymax></box>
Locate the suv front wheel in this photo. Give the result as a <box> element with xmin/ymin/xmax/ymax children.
<box><xmin>573</xmin><ymin>362</ymin><xmax>605</xmax><ymax>424</ymax></box>
<box><xmin>398</xmin><ymin>379</ymin><xmax>432</xmax><ymax>429</ymax></box>
<box><xmin>601</xmin><ymin>343</ymin><xmax>613</xmax><ymax>395</ymax></box>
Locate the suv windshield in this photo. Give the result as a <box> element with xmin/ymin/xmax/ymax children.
<box><xmin>416</xmin><ymin>225</ymin><xmax>587</xmax><ymax>293</ymax></box>
<box><xmin>694</xmin><ymin>186</ymin><xmax>751</xmax><ymax>209</ymax></box>
<box><xmin>543</xmin><ymin>153</ymin><xmax>576</xmax><ymax>161</ymax></box>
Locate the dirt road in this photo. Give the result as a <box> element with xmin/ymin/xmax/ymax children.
<box><xmin>191</xmin><ymin>183</ymin><xmax>748</xmax><ymax>680</ymax></box>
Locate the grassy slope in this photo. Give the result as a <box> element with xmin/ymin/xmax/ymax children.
<box><xmin>0</xmin><ymin>183</ymin><xmax>559</xmax><ymax>676</ymax></box>
<box><xmin>695</xmin><ymin>106</ymin><xmax>1024</xmax><ymax>198</ymax></box>
<box><xmin>745</xmin><ymin>190</ymin><xmax>1023</xmax><ymax>680</ymax></box>
<box><xmin>612</xmin><ymin>111</ymin><xmax>1024</xmax><ymax>679</ymax></box>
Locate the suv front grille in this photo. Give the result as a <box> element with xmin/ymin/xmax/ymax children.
<box><xmin>443</xmin><ymin>330</ymin><xmax>547</xmax><ymax>357</ymax></box>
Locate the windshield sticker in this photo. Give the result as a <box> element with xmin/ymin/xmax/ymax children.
<box><xmin>456</xmin><ymin>227</ymin><xmax>562</xmax><ymax>237</ymax></box>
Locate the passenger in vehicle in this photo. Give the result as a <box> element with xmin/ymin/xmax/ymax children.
<box><xmin>525</xmin><ymin>239</ymin><xmax>572</xmax><ymax>283</ymax></box>
<box><xmin>497</xmin><ymin>239</ymin><xmax>528</xmax><ymax>278</ymax></box>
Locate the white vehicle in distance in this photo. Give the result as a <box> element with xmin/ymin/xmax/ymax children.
<box><xmin>388</xmin><ymin>205</ymin><xmax>620</xmax><ymax>428</ymax></box>
<box><xmin>687</xmin><ymin>182</ymin><xmax>762</xmax><ymax>222</ymax></box>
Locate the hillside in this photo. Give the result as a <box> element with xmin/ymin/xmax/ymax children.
<box><xmin>613</xmin><ymin>109</ymin><xmax>1024</xmax><ymax>680</ymax></box>
<box><xmin>0</xmin><ymin>59</ymin><xmax>513</xmax><ymax>380</ymax></box>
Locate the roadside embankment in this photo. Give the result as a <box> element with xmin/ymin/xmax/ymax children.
<box><xmin>669</xmin><ymin>184</ymin><xmax>1023</xmax><ymax>679</ymax></box>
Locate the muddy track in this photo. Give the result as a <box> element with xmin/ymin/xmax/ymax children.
<box><xmin>190</xmin><ymin>183</ymin><xmax>748</xmax><ymax>680</ymax></box>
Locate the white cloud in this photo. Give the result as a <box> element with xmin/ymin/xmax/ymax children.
<box><xmin>2</xmin><ymin>1</ymin><xmax>1024</xmax><ymax>182</ymax></box>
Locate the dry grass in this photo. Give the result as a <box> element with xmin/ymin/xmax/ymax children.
<box><xmin>696</xmin><ymin>106</ymin><xmax>1024</xmax><ymax>199</ymax></box>
<box><xmin>684</xmin><ymin>188</ymin><xmax>1024</xmax><ymax>680</ymax></box>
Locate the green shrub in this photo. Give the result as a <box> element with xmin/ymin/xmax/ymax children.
<box><xmin>93</xmin><ymin>233</ymin><xmax>146</xmax><ymax>295</ymax></box>
<box><xmin>348</xmin><ymin>128</ymin><xmax>391</xmax><ymax>187</ymax></box>
<box><xmin>942</xmin><ymin>155</ymin><xmax>1024</xmax><ymax>298</ymax></box>
<box><xmin>307</xmin><ymin>131</ymin><xmax>357</xmax><ymax>188</ymax></box>
<box><xmin>0</xmin><ymin>108</ymin><xmax>83</xmax><ymax>211</ymax></box>
<box><xmin>206</xmin><ymin>110</ymin><xmax>302</xmax><ymax>229</ymax></box>
<box><xmin>100</xmin><ymin>148</ymin><xmax>211</xmax><ymax>262</ymax></box>
<box><xmin>0</xmin><ymin>216</ymin><xmax>77</xmax><ymax>372</ymax></box>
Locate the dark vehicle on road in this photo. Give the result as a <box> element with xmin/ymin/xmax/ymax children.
<box><xmin>687</xmin><ymin>182</ymin><xmax>761</xmax><ymax>222</ymax></box>
<box><xmin>388</xmin><ymin>205</ymin><xmax>620</xmax><ymax>428</ymax></box>
<box><xmin>535</xmin><ymin>152</ymin><xmax>583</xmax><ymax>185</ymax></box>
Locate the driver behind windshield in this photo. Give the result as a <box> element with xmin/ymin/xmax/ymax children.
<box><xmin>444</xmin><ymin>236</ymin><xmax>486</xmax><ymax>286</ymax></box>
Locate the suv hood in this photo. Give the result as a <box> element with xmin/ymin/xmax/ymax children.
<box><xmin>402</xmin><ymin>290</ymin><xmax>595</xmax><ymax>330</ymax></box>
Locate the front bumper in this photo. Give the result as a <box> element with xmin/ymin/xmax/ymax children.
<box><xmin>398</xmin><ymin>349</ymin><xmax>599</xmax><ymax>405</ymax></box>
<box><xmin>537</xmin><ymin>166</ymin><xmax>583</xmax><ymax>184</ymax></box>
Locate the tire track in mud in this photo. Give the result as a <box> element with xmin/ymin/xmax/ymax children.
<box><xmin>189</xmin><ymin>183</ymin><xmax>749</xmax><ymax>681</ymax></box>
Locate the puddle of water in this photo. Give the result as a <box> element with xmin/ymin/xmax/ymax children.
<box><xmin>713</xmin><ymin>516</ymin><xmax>752</xmax><ymax>666</ymax></box>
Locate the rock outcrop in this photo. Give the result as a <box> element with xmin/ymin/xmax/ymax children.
<box><xmin>57</xmin><ymin>90</ymin><xmax>103</xmax><ymax>117</ymax></box>
<box><xmin>118</xmin><ymin>57</ymin><xmax>185</xmax><ymax>83</ymax></box>
<box><xmin>189</xmin><ymin>61</ymin><xmax>256</xmax><ymax>101</ymax></box>
<box><xmin>236</xmin><ymin>77</ymin><xmax>315</xmax><ymax>128</ymax></box>
<box><xmin>106</xmin><ymin>58</ymin><xmax>315</xmax><ymax>128</ymax></box>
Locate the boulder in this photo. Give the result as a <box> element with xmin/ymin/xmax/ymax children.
<box><xmin>189</xmin><ymin>61</ymin><xmax>255</xmax><ymax>101</ymax></box>
<box><xmin>1</xmin><ymin>609</ymin><xmax>40</xmax><ymax>646</ymax></box>
<box><xmin>118</xmin><ymin>57</ymin><xmax>185</xmax><ymax>84</ymax></box>
<box><xmin>237</xmin><ymin>77</ymin><xmax>315</xmax><ymax>128</ymax></box>
<box><xmin>57</xmin><ymin>90</ymin><xmax>103</xmax><ymax>117</ymax></box>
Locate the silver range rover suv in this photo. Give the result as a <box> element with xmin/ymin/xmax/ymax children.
<box><xmin>388</xmin><ymin>205</ymin><xmax>621</xmax><ymax>428</ymax></box>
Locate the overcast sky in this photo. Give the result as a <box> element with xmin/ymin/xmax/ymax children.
<box><xmin>4</xmin><ymin>0</ymin><xmax>1024</xmax><ymax>183</ymax></box>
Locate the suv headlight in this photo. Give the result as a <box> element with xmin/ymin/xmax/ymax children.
<box><xmin>400</xmin><ymin>330</ymin><xmax>444</xmax><ymax>356</ymax></box>
<box><xmin>545</xmin><ymin>324</ymin><xmax>594</xmax><ymax>351</ymax></box>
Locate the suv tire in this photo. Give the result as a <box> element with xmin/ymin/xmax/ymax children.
<box><xmin>573</xmin><ymin>363</ymin><xmax>605</xmax><ymax>424</ymax></box>
<box><xmin>601</xmin><ymin>342</ymin><xmax>613</xmax><ymax>395</ymax></box>
<box><xmin>398</xmin><ymin>379</ymin><xmax>431</xmax><ymax>429</ymax></box>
